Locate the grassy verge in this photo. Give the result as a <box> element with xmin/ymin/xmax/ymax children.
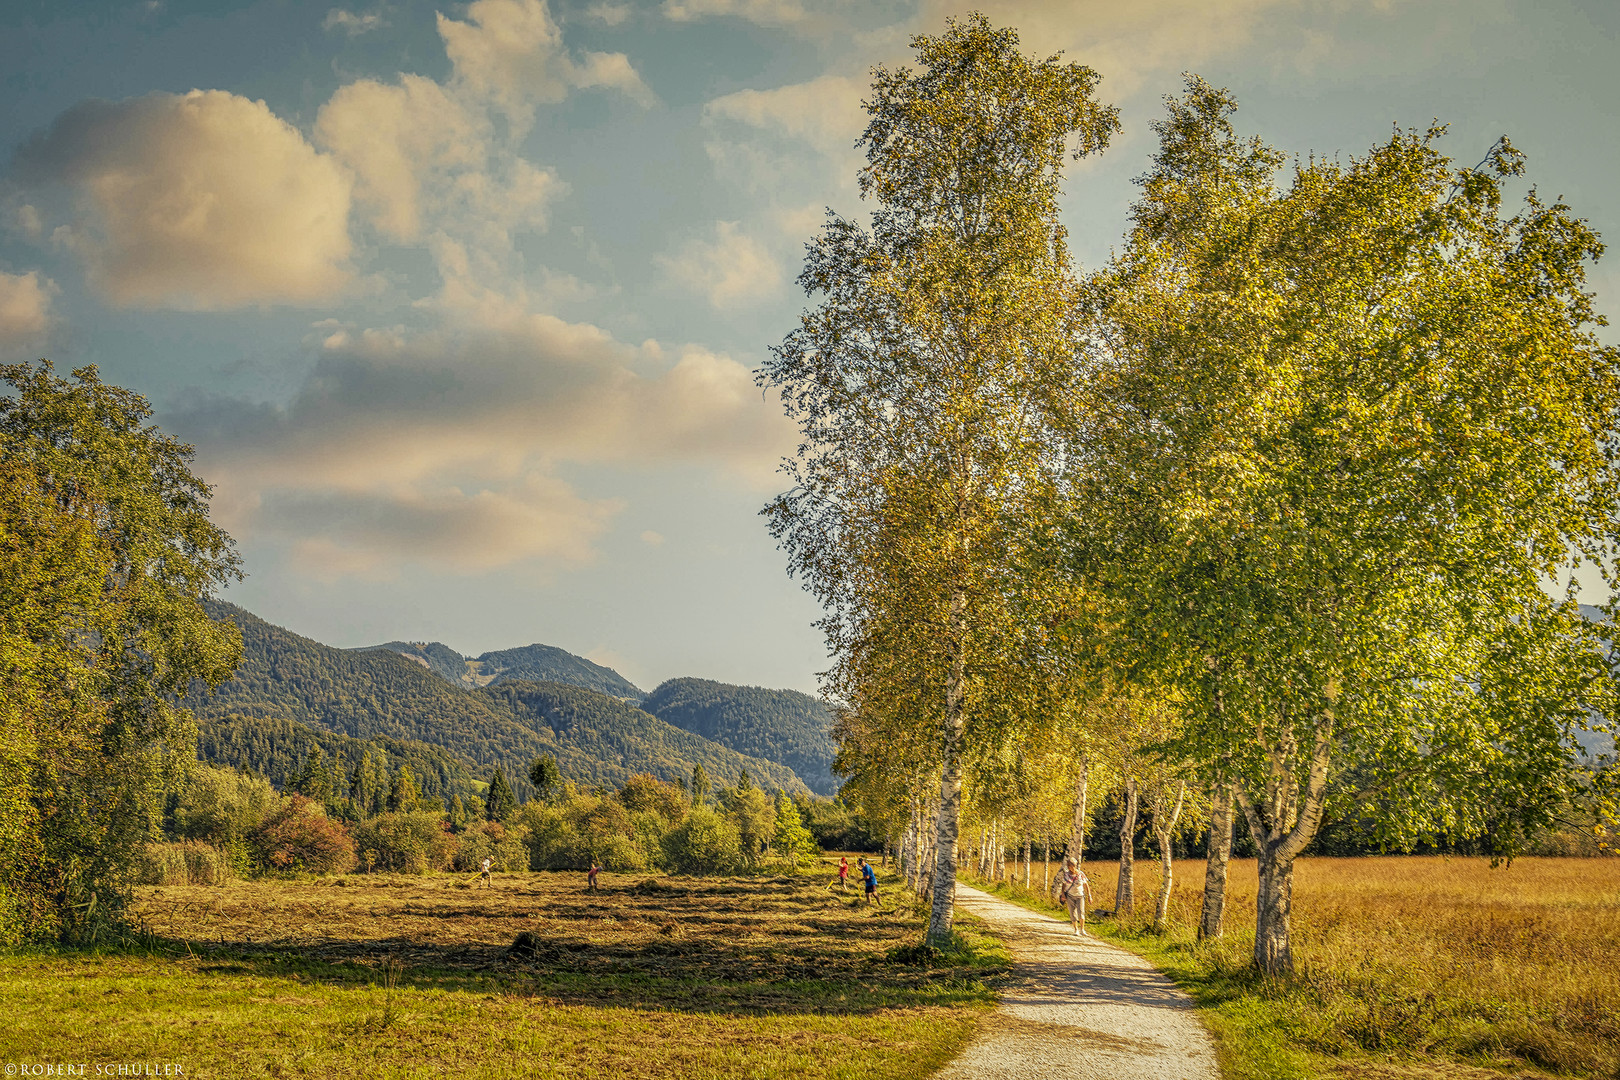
<box><xmin>962</xmin><ymin>858</ymin><xmax>1618</xmax><ymax>1080</ymax></box>
<box><xmin>1</xmin><ymin>864</ymin><xmax>1004</xmax><ymax>1079</ymax></box>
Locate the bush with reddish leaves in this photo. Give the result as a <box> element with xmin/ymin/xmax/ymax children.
<box><xmin>249</xmin><ymin>794</ymin><xmax>357</xmax><ymax>875</ymax></box>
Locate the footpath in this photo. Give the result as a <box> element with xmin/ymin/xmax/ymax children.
<box><xmin>937</xmin><ymin>883</ymin><xmax>1221</xmax><ymax>1080</ymax></box>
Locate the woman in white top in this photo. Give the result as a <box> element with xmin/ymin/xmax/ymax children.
<box><xmin>1057</xmin><ymin>857</ymin><xmax>1090</xmax><ymax>936</ymax></box>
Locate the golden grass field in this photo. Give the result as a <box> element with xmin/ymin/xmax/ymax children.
<box><xmin>974</xmin><ymin>855</ymin><xmax>1620</xmax><ymax>1080</ymax></box>
<box><xmin>0</xmin><ymin>864</ymin><xmax>1004</xmax><ymax>1080</ymax></box>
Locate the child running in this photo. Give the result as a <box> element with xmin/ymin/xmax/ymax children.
<box><xmin>858</xmin><ymin>857</ymin><xmax>880</xmax><ymax>908</ymax></box>
<box><xmin>478</xmin><ymin>855</ymin><xmax>494</xmax><ymax>889</ymax></box>
<box><xmin>837</xmin><ymin>856</ymin><xmax>850</xmax><ymax>891</ymax></box>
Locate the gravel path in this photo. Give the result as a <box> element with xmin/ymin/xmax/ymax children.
<box><xmin>936</xmin><ymin>883</ymin><xmax>1221</xmax><ymax>1080</ymax></box>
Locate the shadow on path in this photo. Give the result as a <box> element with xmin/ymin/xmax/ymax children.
<box><xmin>935</xmin><ymin>883</ymin><xmax>1219</xmax><ymax>1080</ymax></box>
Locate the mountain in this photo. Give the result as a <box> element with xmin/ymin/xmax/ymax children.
<box><xmin>360</xmin><ymin>641</ymin><xmax>468</xmax><ymax>685</ymax></box>
<box><xmin>641</xmin><ymin>677</ymin><xmax>839</xmax><ymax>795</ymax></box>
<box><xmin>359</xmin><ymin>640</ymin><xmax>643</xmax><ymax>699</ymax></box>
<box><xmin>188</xmin><ymin>602</ymin><xmax>807</xmax><ymax>796</ymax></box>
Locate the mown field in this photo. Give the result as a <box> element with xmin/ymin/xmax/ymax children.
<box><xmin>969</xmin><ymin>855</ymin><xmax>1620</xmax><ymax>1080</ymax></box>
<box><xmin>0</xmin><ymin>863</ymin><xmax>1004</xmax><ymax>1079</ymax></box>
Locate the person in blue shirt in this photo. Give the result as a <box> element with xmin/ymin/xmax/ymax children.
<box><xmin>858</xmin><ymin>857</ymin><xmax>880</xmax><ymax>908</ymax></box>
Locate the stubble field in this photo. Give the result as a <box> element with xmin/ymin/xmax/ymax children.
<box><xmin>0</xmin><ymin>864</ymin><xmax>1004</xmax><ymax>1080</ymax></box>
<box><xmin>972</xmin><ymin>855</ymin><xmax>1620</xmax><ymax>1080</ymax></box>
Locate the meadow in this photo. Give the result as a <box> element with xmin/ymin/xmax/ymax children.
<box><xmin>0</xmin><ymin>863</ymin><xmax>1004</xmax><ymax>1080</ymax></box>
<box><xmin>968</xmin><ymin>855</ymin><xmax>1620</xmax><ymax>1080</ymax></box>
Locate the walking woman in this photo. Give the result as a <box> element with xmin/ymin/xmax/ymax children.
<box><xmin>1058</xmin><ymin>857</ymin><xmax>1091</xmax><ymax>936</ymax></box>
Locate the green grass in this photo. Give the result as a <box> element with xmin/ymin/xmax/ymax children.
<box><xmin>0</xmin><ymin>865</ymin><xmax>1004</xmax><ymax>1079</ymax></box>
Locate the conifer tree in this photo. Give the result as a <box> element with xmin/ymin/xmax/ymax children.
<box><xmin>486</xmin><ymin>767</ymin><xmax>517</xmax><ymax>822</ymax></box>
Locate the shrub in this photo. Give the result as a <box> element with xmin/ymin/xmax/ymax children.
<box><xmin>249</xmin><ymin>795</ymin><xmax>357</xmax><ymax>874</ymax></box>
<box><xmin>353</xmin><ymin>811</ymin><xmax>455</xmax><ymax>874</ymax></box>
<box><xmin>662</xmin><ymin>805</ymin><xmax>741</xmax><ymax>875</ymax></box>
<box><xmin>135</xmin><ymin>841</ymin><xmax>236</xmax><ymax>886</ymax></box>
<box><xmin>451</xmin><ymin>820</ymin><xmax>530</xmax><ymax>872</ymax></box>
<box><xmin>521</xmin><ymin>795</ymin><xmax>644</xmax><ymax>871</ymax></box>
<box><xmin>618</xmin><ymin>773</ymin><xmax>690</xmax><ymax>822</ymax></box>
<box><xmin>174</xmin><ymin>765</ymin><xmax>277</xmax><ymax>846</ymax></box>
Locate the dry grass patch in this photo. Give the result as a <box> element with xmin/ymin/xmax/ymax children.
<box><xmin>972</xmin><ymin>857</ymin><xmax>1620</xmax><ymax>1080</ymax></box>
<box><xmin>1</xmin><ymin>865</ymin><xmax>1003</xmax><ymax>1079</ymax></box>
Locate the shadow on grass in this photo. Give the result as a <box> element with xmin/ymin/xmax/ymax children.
<box><xmin>60</xmin><ymin>871</ymin><xmax>1008</xmax><ymax>1018</ymax></box>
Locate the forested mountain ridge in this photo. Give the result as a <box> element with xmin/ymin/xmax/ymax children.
<box><xmin>359</xmin><ymin>639</ymin><xmax>643</xmax><ymax>699</ymax></box>
<box><xmin>641</xmin><ymin>677</ymin><xmax>839</xmax><ymax>795</ymax></box>
<box><xmin>486</xmin><ymin>681</ymin><xmax>807</xmax><ymax>794</ymax></box>
<box><xmin>197</xmin><ymin>714</ymin><xmax>483</xmax><ymax>807</ymax></box>
<box><xmin>188</xmin><ymin>602</ymin><xmax>808</xmax><ymax>797</ymax></box>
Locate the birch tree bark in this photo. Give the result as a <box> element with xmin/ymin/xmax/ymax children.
<box><xmin>1199</xmin><ymin>783</ymin><xmax>1234</xmax><ymax>940</ymax></box>
<box><xmin>1115</xmin><ymin>776</ymin><xmax>1137</xmax><ymax>917</ymax></box>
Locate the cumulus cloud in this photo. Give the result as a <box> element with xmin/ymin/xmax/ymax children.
<box><xmin>13</xmin><ymin>90</ymin><xmax>353</xmax><ymax>311</ymax></box>
<box><xmin>315</xmin><ymin>74</ymin><xmax>562</xmax><ymax>246</ymax></box>
<box><xmin>656</xmin><ymin>221</ymin><xmax>782</xmax><ymax>308</ymax></box>
<box><xmin>0</xmin><ymin>270</ymin><xmax>57</xmax><ymax>352</ymax></box>
<box><xmin>706</xmin><ymin>75</ymin><xmax>866</xmax><ymax>156</ymax></box>
<box><xmin>438</xmin><ymin>0</ymin><xmax>655</xmax><ymax>129</ymax></box>
<box><xmin>172</xmin><ymin>313</ymin><xmax>793</xmax><ymax>576</ymax></box>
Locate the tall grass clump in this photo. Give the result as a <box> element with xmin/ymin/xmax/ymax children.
<box><xmin>134</xmin><ymin>841</ymin><xmax>236</xmax><ymax>886</ymax></box>
<box><xmin>967</xmin><ymin>856</ymin><xmax>1620</xmax><ymax>1079</ymax></box>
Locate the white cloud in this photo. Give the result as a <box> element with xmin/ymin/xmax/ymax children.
<box><xmin>315</xmin><ymin>74</ymin><xmax>563</xmax><ymax>246</ymax></box>
<box><xmin>323</xmin><ymin>7</ymin><xmax>386</xmax><ymax>35</ymax></box>
<box><xmin>0</xmin><ymin>270</ymin><xmax>57</xmax><ymax>352</ymax></box>
<box><xmin>640</xmin><ymin>530</ymin><xmax>665</xmax><ymax>546</ymax></box>
<box><xmin>664</xmin><ymin>0</ymin><xmax>805</xmax><ymax>24</ymax></box>
<box><xmin>656</xmin><ymin>221</ymin><xmax>782</xmax><ymax>308</ymax></box>
<box><xmin>705</xmin><ymin>74</ymin><xmax>866</xmax><ymax>156</ymax></box>
<box><xmin>14</xmin><ymin>90</ymin><xmax>353</xmax><ymax>310</ymax></box>
<box><xmin>172</xmin><ymin>314</ymin><xmax>794</xmax><ymax>577</ymax></box>
<box><xmin>437</xmin><ymin>0</ymin><xmax>655</xmax><ymax>131</ymax></box>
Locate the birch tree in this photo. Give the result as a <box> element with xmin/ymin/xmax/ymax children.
<box><xmin>1064</xmin><ymin>78</ymin><xmax>1620</xmax><ymax>973</ymax></box>
<box><xmin>761</xmin><ymin>15</ymin><xmax>1118</xmax><ymax>947</ymax></box>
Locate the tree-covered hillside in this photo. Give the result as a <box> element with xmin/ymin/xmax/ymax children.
<box><xmin>359</xmin><ymin>639</ymin><xmax>643</xmax><ymax>699</ymax></box>
<box><xmin>188</xmin><ymin>603</ymin><xmax>807</xmax><ymax>798</ymax></box>
<box><xmin>357</xmin><ymin>641</ymin><xmax>468</xmax><ymax>685</ymax></box>
<box><xmin>197</xmin><ymin>714</ymin><xmax>483</xmax><ymax>807</ymax></box>
<box><xmin>641</xmin><ymin>678</ymin><xmax>838</xmax><ymax>795</ymax></box>
<box><xmin>487</xmin><ymin>681</ymin><xmax>808</xmax><ymax>794</ymax></box>
<box><xmin>473</xmin><ymin>644</ymin><xmax>643</xmax><ymax>698</ymax></box>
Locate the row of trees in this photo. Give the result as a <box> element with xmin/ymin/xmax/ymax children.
<box><xmin>764</xmin><ymin>16</ymin><xmax>1620</xmax><ymax>972</ymax></box>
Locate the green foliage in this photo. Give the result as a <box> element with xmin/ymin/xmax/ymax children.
<box><xmin>388</xmin><ymin>765</ymin><xmax>423</xmax><ymax>813</ymax></box>
<box><xmin>449</xmin><ymin>820</ymin><xmax>529</xmax><ymax>872</ymax></box>
<box><xmin>619</xmin><ymin>772</ymin><xmax>690</xmax><ymax>821</ymax></box>
<box><xmin>642</xmin><ymin>678</ymin><xmax>837</xmax><ymax>794</ymax></box>
<box><xmin>773</xmin><ymin>794</ymin><xmax>820</xmax><ymax>870</ymax></box>
<box><xmin>528</xmin><ymin>753</ymin><xmax>562</xmax><ymax>803</ymax></box>
<box><xmin>363</xmin><ymin>640</ymin><xmax>643</xmax><ymax>698</ymax></box>
<box><xmin>0</xmin><ymin>361</ymin><xmax>243</xmax><ymax>941</ymax></box>
<box><xmin>352</xmin><ymin>812</ymin><xmax>455</xmax><ymax>874</ymax></box>
<box><xmin>758</xmin><ymin>14</ymin><xmax>1120</xmax><ymax>946</ymax></box>
<box><xmin>661</xmin><ymin>804</ymin><xmax>742</xmax><ymax>875</ymax></box>
<box><xmin>172</xmin><ymin>764</ymin><xmax>277</xmax><ymax>851</ymax></box>
<box><xmin>724</xmin><ymin>783</ymin><xmax>775</xmax><ymax>871</ymax></box>
<box><xmin>195</xmin><ymin>713</ymin><xmax>480</xmax><ymax>815</ymax></box>
<box><xmin>485</xmin><ymin>767</ymin><xmax>517</xmax><ymax>821</ymax></box>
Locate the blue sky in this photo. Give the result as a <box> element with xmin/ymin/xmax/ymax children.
<box><xmin>1</xmin><ymin>0</ymin><xmax>1615</xmax><ymax>693</ymax></box>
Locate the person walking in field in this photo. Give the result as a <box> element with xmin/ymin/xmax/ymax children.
<box><xmin>858</xmin><ymin>857</ymin><xmax>880</xmax><ymax>908</ymax></box>
<box><xmin>588</xmin><ymin>862</ymin><xmax>600</xmax><ymax>891</ymax></box>
<box><xmin>837</xmin><ymin>856</ymin><xmax>850</xmax><ymax>891</ymax></box>
<box><xmin>1057</xmin><ymin>857</ymin><xmax>1090</xmax><ymax>936</ymax></box>
<box><xmin>478</xmin><ymin>855</ymin><xmax>494</xmax><ymax>889</ymax></box>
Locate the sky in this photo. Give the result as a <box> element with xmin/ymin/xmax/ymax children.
<box><xmin>1</xmin><ymin>0</ymin><xmax>1615</xmax><ymax>695</ymax></box>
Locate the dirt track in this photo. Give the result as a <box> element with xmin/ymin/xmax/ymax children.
<box><xmin>938</xmin><ymin>883</ymin><xmax>1220</xmax><ymax>1080</ymax></box>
